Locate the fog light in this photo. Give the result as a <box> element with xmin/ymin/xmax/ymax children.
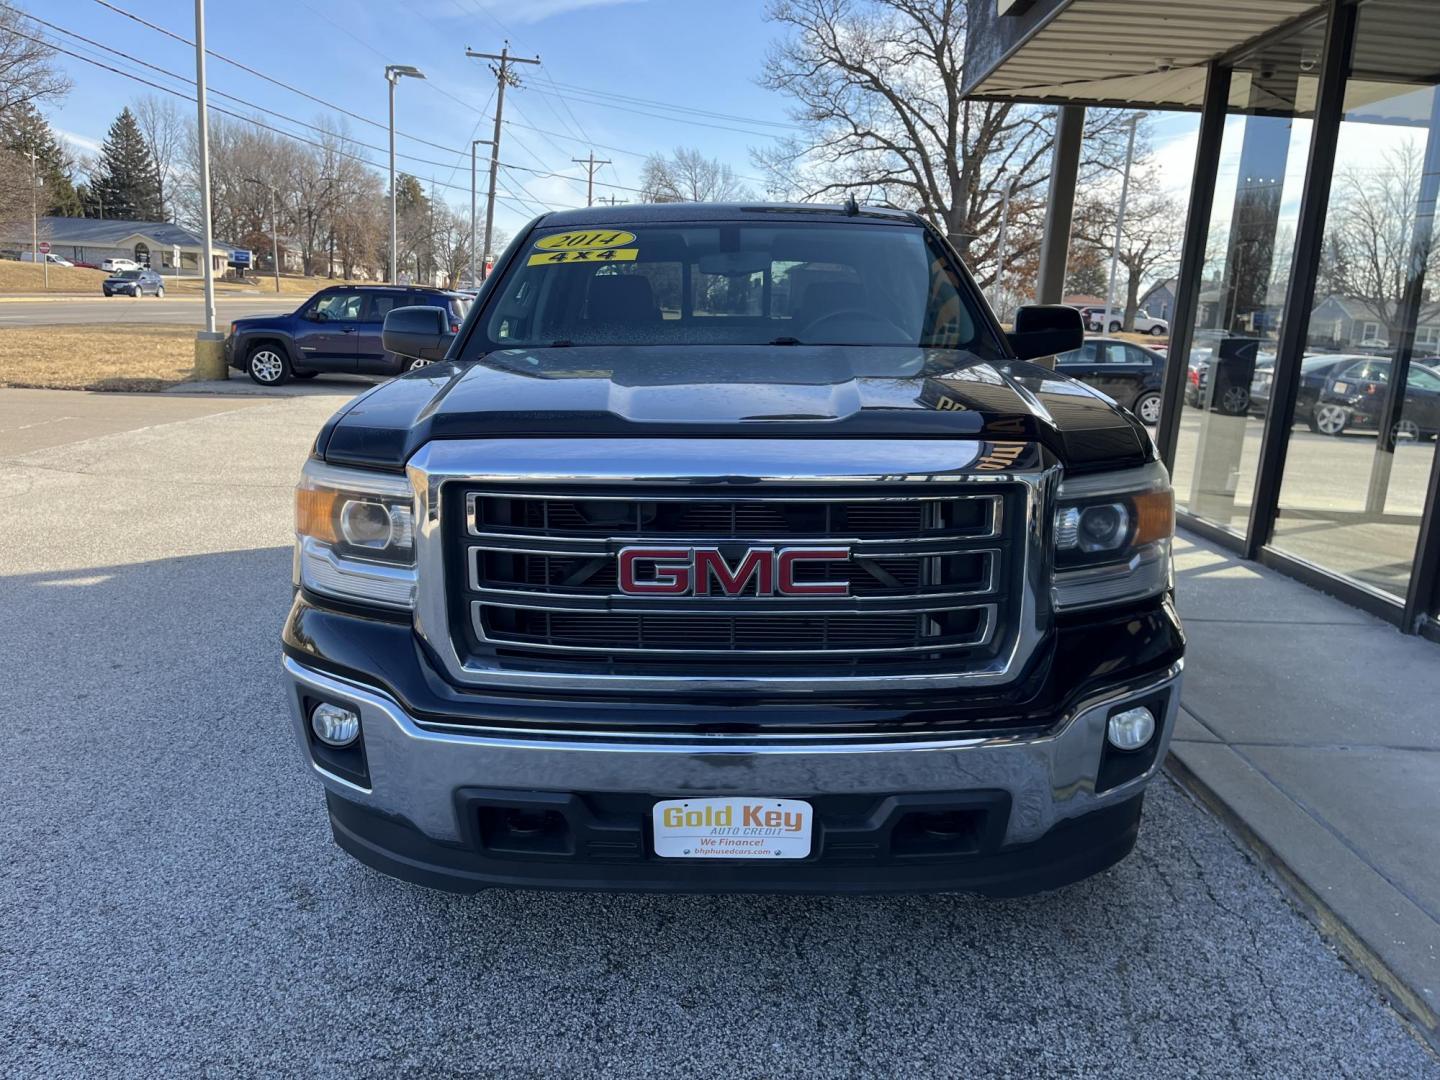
<box><xmin>311</xmin><ymin>702</ymin><xmax>360</xmax><ymax>747</ymax></box>
<box><xmin>1107</xmin><ymin>706</ymin><xmax>1156</xmax><ymax>751</ymax></box>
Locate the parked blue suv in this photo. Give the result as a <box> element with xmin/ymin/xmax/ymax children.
<box><xmin>225</xmin><ymin>285</ymin><xmax>470</xmax><ymax>385</ymax></box>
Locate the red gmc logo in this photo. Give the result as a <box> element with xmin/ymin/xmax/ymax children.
<box><xmin>617</xmin><ymin>546</ymin><xmax>850</xmax><ymax>597</ymax></box>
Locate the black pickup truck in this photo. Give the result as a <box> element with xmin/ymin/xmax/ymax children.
<box><xmin>284</xmin><ymin>203</ymin><xmax>1182</xmax><ymax>895</ymax></box>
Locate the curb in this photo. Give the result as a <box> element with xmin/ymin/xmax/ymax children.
<box><xmin>1165</xmin><ymin>751</ymin><xmax>1440</xmax><ymax>1054</ymax></box>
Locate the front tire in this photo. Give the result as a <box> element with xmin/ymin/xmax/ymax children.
<box><xmin>1218</xmin><ymin>385</ymin><xmax>1250</xmax><ymax>416</ymax></box>
<box><xmin>1314</xmin><ymin>403</ymin><xmax>1349</xmax><ymax>436</ymax></box>
<box><xmin>1109</xmin><ymin>321</ymin><xmax>1123</xmax><ymax>333</ymax></box>
<box><xmin>247</xmin><ymin>345</ymin><xmax>290</xmax><ymax>386</ymax></box>
<box><xmin>156</xmin><ymin>285</ymin><xmax>164</xmax><ymax>298</ymax></box>
<box><xmin>1134</xmin><ymin>391</ymin><xmax>1163</xmax><ymax>426</ymax></box>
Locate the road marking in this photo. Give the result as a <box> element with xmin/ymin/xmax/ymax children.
<box><xmin>10</xmin><ymin>415</ymin><xmax>80</xmax><ymax>432</ymax></box>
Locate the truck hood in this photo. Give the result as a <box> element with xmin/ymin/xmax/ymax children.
<box><xmin>231</xmin><ymin>312</ymin><xmax>296</xmax><ymax>330</ymax></box>
<box><xmin>319</xmin><ymin>345</ymin><xmax>1151</xmax><ymax>472</ymax></box>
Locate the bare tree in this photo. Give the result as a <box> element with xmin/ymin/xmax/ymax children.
<box><xmin>134</xmin><ymin>95</ymin><xmax>189</xmax><ymax>221</ymax></box>
<box><xmin>0</xmin><ymin>7</ymin><xmax>71</xmax><ymax>116</ymax></box>
<box><xmin>1326</xmin><ymin>143</ymin><xmax>1439</xmax><ymax>338</ymax></box>
<box><xmin>640</xmin><ymin>147</ymin><xmax>752</xmax><ymax>203</ymax></box>
<box><xmin>1071</xmin><ymin>167</ymin><xmax>1184</xmax><ymax>330</ymax></box>
<box><xmin>756</xmin><ymin>0</ymin><xmax>1132</xmax><ymax>288</ymax></box>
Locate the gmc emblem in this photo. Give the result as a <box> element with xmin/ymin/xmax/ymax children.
<box><xmin>617</xmin><ymin>546</ymin><xmax>850</xmax><ymax>597</ymax></box>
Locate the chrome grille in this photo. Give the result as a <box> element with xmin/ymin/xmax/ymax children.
<box><xmin>451</xmin><ymin>486</ymin><xmax>1018</xmax><ymax>672</ymax></box>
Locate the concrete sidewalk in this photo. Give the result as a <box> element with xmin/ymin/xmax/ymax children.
<box><xmin>1170</xmin><ymin>532</ymin><xmax>1440</xmax><ymax>1048</ymax></box>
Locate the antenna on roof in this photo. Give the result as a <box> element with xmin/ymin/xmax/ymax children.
<box><xmin>843</xmin><ymin>194</ymin><xmax>861</xmax><ymax>216</ymax></box>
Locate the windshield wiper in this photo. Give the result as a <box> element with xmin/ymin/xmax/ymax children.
<box><xmin>768</xmin><ymin>336</ymin><xmax>802</xmax><ymax>346</ymax></box>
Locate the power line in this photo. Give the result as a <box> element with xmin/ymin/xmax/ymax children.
<box><xmin>519</xmin><ymin>83</ymin><xmax>792</xmax><ymax>138</ymax></box>
<box><xmin>87</xmin><ymin>0</ymin><xmax>464</xmax><ymax>155</ymax></box>
<box><xmin>18</xmin><ymin>12</ymin><xmax>510</xmax><ymax>183</ymax></box>
<box><xmin>13</xmin><ymin>24</ymin><xmax>574</xmax><ymax>214</ymax></box>
<box><xmin>542</xmin><ymin>77</ymin><xmax>804</xmax><ymax>131</ymax></box>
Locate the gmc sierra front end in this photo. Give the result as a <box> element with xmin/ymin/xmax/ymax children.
<box><xmin>282</xmin><ymin>203</ymin><xmax>1183</xmax><ymax>895</ymax></box>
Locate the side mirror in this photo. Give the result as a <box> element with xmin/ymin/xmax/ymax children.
<box><xmin>303</xmin><ymin>309</ymin><xmax>327</xmax><ymax>322</ymax></box>
<box><xmin>383</xmin><ymin>305</ymin><xmax>454</xmax><ymax>363</ymax></box>
<box><xmin>1007</xmin><ymin>305</ymin><xmax>1084</xmax><ymax>361</ymax></box>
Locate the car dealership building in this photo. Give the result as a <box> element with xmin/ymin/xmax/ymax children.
<box><xmin>964</xmin><ymin>0</ymin><xmax>1440</xmax><ymax>638</ymax></box>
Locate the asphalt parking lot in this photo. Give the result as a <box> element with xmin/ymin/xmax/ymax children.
<box><xmin>0</xmin><ymin>294</ymin><xmax>293</xmax><ymax>327</ymax></box>
<box><xmin>1</xmin><ymin>387</ymin><xmax>1436</xmax><ymax>1078</ymax></box>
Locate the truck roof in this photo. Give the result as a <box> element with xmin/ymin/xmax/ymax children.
<box><xmin>533</xmin><ymin>201</ymin><xmax>924</xmax><ymax>229</ymax></box>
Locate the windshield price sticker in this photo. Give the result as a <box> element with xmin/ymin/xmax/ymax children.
<box><xmin>528</xmin><ymin>247</ymin><xmax>639</xmax><ymax>267</ymax></box>
<box><xmin>534</xmin><ymin>229</ymin><xmax>636</xmax><ymax>251</ymax></box>
<box><xmin>652</xmin><ymin>797</ymin><xmax>813</xmax><ymax>859</ymax></box>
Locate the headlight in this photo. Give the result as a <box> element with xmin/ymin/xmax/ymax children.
<box><xmin>1052</xmin><ymin>461</ymin><xmax>1173</xmax><ymax>611</ymax></box>
<box><xmin>294</xmin><ymin>459</ymin><xmax>416</xmax><ymax>609</ymax></box>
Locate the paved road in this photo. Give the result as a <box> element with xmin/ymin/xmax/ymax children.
<box><xmin>0</xmin><ymin>294</ymin><xmax>296</xmax><ymax>327</ymax></box>
<box><xmin>0</xmin><ymin>388</ymin><xmax>1435</xmax><ymax>1078</ymax></box>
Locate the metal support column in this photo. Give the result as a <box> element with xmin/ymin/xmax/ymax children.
<box><xmin>1402</xmin><ymin>88</ymin><xmax>1440</xmax><ymax>632</ymax></box>
<box><xmin>1157</xmin><ymin>62</ymin><xmax>1231</xmax><ymax>471</ymax></box>
<box><xmin>1243</xmin><ymin>0</ymin><xmax>1357</xmax><ymax>558</ymax></box>
<box><xmin>1035</xmin><ymin>105</ymin><xmax>1084</xmax><ymax>305</ymax></box>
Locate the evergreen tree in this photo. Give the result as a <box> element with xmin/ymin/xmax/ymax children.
<box><xmin>89</xmin><ymin>107</ymin><xmax>163</xmax><ymax>221</ymax></box>
<box><xmin>0</xmin><ymin>102</ymin><xmax>82</xmax><ymax>217</ymax></box>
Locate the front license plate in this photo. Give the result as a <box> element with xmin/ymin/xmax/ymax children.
<box><xmin>652</xmin><ymin>797</ymin><xmax>813</xmax><ymax>859</ymax></box>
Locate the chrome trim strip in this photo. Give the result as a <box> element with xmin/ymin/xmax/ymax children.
<box><xmin>470</xmin><ymin>600</ymin><xmax>997</xmax><ymax>655</ymax></box>
<box><xmin>463</xmin><ymin>531</ymin><xmax>1003</xmax><ymax>554</ymax></box>
<box><xmin>465</xmin><ymin>545</ymin><xmax>1001</xmax><ymax>605</ymax></box>
<box><xmin>408</xmin><ymin>438</ymin><xmax>1058</xmax><ymax>693</ymax></box>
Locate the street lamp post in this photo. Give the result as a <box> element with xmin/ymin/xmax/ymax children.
<box><xmin>385</xmin><ymin>64</ymin><xmax>425</xmax><ymax>285</ymax></box>
<box><xmin>471</xmin><ymin>138</ymin><xmax>495</xmax><ymax>288</ymax></box>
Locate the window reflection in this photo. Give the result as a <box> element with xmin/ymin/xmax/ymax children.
<box><xmin>1272</xmin><ymin>0</ymin><xmax>1440</xmax><ymax>601</ymax></box>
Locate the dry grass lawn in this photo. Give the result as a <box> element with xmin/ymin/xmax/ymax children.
<box><xmin>0</xmin><ymin>261</ymin><xmax>109</xmax><ymax>293</ymax></box>
<box><xmin>0</xmin><ymin>324</ymin><xmax>199</xmax><ymax>391</ymax></box>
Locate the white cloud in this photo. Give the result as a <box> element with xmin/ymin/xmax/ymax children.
<box><xmin>55</xmin><ymin>127</ymin><xmax>102</xmax><ymax>158</ymax></box>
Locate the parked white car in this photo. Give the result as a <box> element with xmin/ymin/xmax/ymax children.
<box><xmin>1086</xmin><ymin>307</ymin><xmax>1170</xmax><ymax>336</ymax></box>
<box><xmin>101</xmin><ymin>258</ymin><xmax>143</xmax><ymax>273</ymax></box>
<box><xmin>20</xmin><ymin>251</ymin><xmax>74</xmax><ymax>267</ymax></box>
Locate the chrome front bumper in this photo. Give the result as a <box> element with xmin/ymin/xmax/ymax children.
<box><xmin>284</xmin><ymin>656</ymin><xmax>1182</xmax><ymax>849</ymax></box>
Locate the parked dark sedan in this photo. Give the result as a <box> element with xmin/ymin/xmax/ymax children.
<box><xmin>102</xmin><ymin>268</ymin><xmax>165</xmax><ymax>297</ymax></box>
<box><xmin>224</xmin><ymin>284</ymin><xmax>470</xmax><ymax>385</ymax></box>
<box><xmin>1054</xmin><ymin>336</ymin><xmax>1166</xmax><ymax>424</ymax></box>
<box><xmin>1248</xmin><ymin>353</ymin><xmax>1362</xmax><ymax>428</ymax></box>
<box><xmin>1313</xmin><ymin>357</ymin><xmax>1440</xmax><ymax>439</ymax></box>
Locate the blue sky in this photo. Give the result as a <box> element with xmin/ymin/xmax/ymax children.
<box><xmin>27</xmin><ymin>0</ymin><xmax>796</xmax><ymax>235</ymax></box>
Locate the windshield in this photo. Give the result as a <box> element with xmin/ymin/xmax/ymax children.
<box><xmin>472</xmin><ymin>221</ymin><xmax>991</xmax><ymax>352</ymax></box>
<box><xmin>118</xmin><ymin>271</ymin><xmax>141</xmax><ymax>280</ymax></box>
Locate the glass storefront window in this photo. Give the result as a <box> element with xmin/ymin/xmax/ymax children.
<box><xmin>1168</xmin><ymin>14</ymin><xmax>1325</xmax><ymax>536</ymax></box>
<box><xmin>1271</xmin><ymin>0</ymin><xmax>1440</xmax><ymax>601</ymax></box>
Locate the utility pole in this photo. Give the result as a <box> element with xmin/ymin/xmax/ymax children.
<box><xmin>1104</xmin><ymin>113</ymin><xmax>1141</xmax><ymax>332</ymax></box>
<box><xmin>385</xmin><ymin>64</ymin><xmax>426</xmax><ymax>284</ymax></box>
<box><xmin>245</xmin><ymin>177</ymin><xmax>281</xmax><ymax>292</ymax></box>
<box><xmin>467</xmin><ymin>43</ymin><xmax>540</xmax><ymax>280</ymax></box>
<box><xmin>194</xmin><ymin>0</ymin><xmax>217</xmax><ymax>336</ymax></box>
<box><xmin>471</xmin><ymin>138</ymin><xmax>495</xmax><ymax>287</ymax></box>
<box><xmin>571</xmin><ymin>151</ymin><xmax>612</xmax><ymax>208</ymax></box>
<box><xmin>31</xmin><ymin>148</ymin><xmax>46</xmax><ymax>290</ymax></box>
